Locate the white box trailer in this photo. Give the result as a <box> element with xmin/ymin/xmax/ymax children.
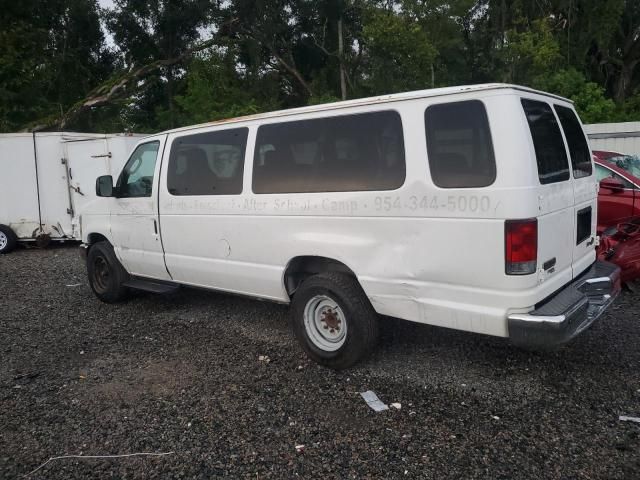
<box><xmin>0</xmin><ymin>132</ymin><xmax>142</xmax><ymax>253</ymax></box>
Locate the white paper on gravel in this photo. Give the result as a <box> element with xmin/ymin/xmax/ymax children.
<box><xmin>360</xmin><ymin>390</ymin><xmax>388</xmax><ymax>412</ymax></box>
<box><xmin>619</xmin><ymin>415</ymin><xmax>640</xmax><ymax>423</ymax></box>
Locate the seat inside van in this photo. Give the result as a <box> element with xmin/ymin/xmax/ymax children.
<box><xmin>170</xmin><ymin>147</ymin><xmax>217</xmax><ymax>195</ymax></box>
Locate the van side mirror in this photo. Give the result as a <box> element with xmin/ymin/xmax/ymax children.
<box><xmin>96</xmin><ymin>175</ymin><xmax>114</xmax><ymax>197</ymax></box>
<box><xmin>600</xmin><ymin>177</ymin><xmax>625</xmax><ymax>193</ymax></box>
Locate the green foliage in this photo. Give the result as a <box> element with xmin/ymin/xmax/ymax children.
<box><xmin>502</xmin><ymin>19</ymin><xmax>562</xmax><ymax>83</ymax></box>
<box><xmin>308</xmin><ymin>92</ymin><xmax>342</xmax><ymax>106</ymax></box>
<box><xmin>615</xmin><ymin>94</ymin><xmax>640</xmax><ymax>122</ymax></box>
<box><xmin>1</xmin><ymin>0</ymin><xmax>640</xmax><ymax>132</ymax></box>
<box><xmin>175</xmin><ymin>53</ymin><xmax>262</xmax><ymax>124</ymax></box>
<box><xmin>361</xmin><ymin>8</ymin><xmax>437</xmax><ymax>94</ymax></box>
<box><xmin>0</xmin><ymin>0</ymin><xmax>110</xmax><ymax>131</ymax></box>
<box><xmin>532</xmin><ymin>68</ymin><xmax>616</xmax><ymax>123</ymax></box>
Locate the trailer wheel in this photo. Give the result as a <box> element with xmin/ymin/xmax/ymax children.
<box><xmin>87</xmin><ymin>241</ymin><xmax>129</xmax><ymax>303</ymax></box>
<box><xmin>0</xmin><ymin>225</ymin><xmax>18</xmax><ymax>254</ymax></box>
<box><xmin>291</xmin><ymin>272</ymin><xmax>379</xmax><ymax>370</ymax></box>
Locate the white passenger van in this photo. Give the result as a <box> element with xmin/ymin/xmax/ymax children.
<box><xmin>82</xmin><ymin>84</ymin><xmax>621</xmax><ymax>369</ymax></box>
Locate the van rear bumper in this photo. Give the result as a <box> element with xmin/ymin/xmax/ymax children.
<box><xmin>507</xmin><ymin>261</ymin><xmax>621</xmax><ymax>348</ymax></box>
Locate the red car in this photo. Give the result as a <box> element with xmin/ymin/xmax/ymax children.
<box><xmin>593</xmin><ymin>150</ymin><xmax>640</xmax><ymax>234</ymax></box>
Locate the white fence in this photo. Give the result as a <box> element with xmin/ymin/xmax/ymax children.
<box><xmin>584</xmin><ymin>121</ymin><xmax>640</xmax><ymax>156</ymax></box>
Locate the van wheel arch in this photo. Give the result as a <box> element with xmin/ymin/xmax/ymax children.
<box><xmin>284</xmin><ymin>256</ymin><xmax>360</xmax><ymax>298</ymax></box>
<box><xmin>87</xmin><ymin>233</ymin><xmax>110</xmax><ymax>246</ymax></box>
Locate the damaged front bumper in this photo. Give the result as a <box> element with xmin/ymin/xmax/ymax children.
<box><xmin>508</xmin><ymin>261</ymin><xmax>621</xmax><ymax>348</ymax></box>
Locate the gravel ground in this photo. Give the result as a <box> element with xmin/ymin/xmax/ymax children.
<box><xmin>1</xmin><ymin>245</ymin><xmax>639</xmax><ymax>479</ymax></box>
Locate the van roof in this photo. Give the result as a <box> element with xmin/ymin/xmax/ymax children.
<box><xmin>161</xmin><ymin>83</ymin><xmax>572</xmax><ymax>136</ymax></box>
<box><xmin>0</xmin><ymin>132</ymin><xmax>142</xmax><ymax>139</ymax></box>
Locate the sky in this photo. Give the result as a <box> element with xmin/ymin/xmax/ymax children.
<box><xmin>98</xmin><ymin>0</ymin><xmax>116</xmax><ymax>47</ymax></box>
<box><xmin>97</xmin><ymin>0</ymin><xmax>215</xmax><ymax>50</ymax></box>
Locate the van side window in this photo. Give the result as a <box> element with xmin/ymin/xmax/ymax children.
<box><xmin>554</xmin><ymin>105</ymin><xmax>593</xmax><ymax>178</ymax></box>
<box><xmin>167</xmin><ymin>128</ymin><xmax>248</xmax><ymax>196</ymax></box>
<box><xmin>252</xmin><ymin>111</ymin><xmax>405</xmax><ymax>194</ymax></box>
<box><xmin>424</xmin><ymin>100</ymin><xmax>496</xmax><ymax>188</ymax></box>
<box><xmin>117</xmin><ymin>141</ymin><xmax>160</xmax><ymax>198</ymax></box>
<box><xmin>521</xmin><ymin>99</ymin><xmax>570</xmax><ymax>184</ymax></box>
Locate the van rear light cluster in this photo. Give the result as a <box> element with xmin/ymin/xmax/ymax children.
<box><xmin>505</xmin><ymin>219</ymin><xmax>538</xmax><ymax>275</ymax></box>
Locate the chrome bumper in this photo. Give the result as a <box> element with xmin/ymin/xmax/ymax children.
<box><xmin>508</xmin><ymin>261</ymin><xmax>621</xmax><ymax>348</ymax></box>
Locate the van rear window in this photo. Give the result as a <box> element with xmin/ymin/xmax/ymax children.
<box><xmin>521</xmin><ymin>99</ymin><xmax>570</xmax><ymax>184</ymax></box>
<box><xmin>424</xmin><ymin>100</ymin><xmax>496</xmax><ymax>188</ymax></box>
<box><xmin>554</xmin><ymin>105</ymin><xmax>593</xmax><ymax>178</ymax></box>
<box><xmin>252</xmin><ymin>111</ymin><xmax>405</xmax><ymax>194</ymax></box>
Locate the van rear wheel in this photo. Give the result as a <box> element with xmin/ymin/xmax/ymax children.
<box><xmin>291</xmin><ymin>272</ymin><xmax>379</xmax><ymax>370</ymax></box>
<box><xmin>0</xmin><ymin>225</ymin><xmax>17</xmax><ymax>254</ymax></box>
<box><xmin>87</xmin><ymin>241</ymin><xmax>129</xmax><ymax>303</ymax></box>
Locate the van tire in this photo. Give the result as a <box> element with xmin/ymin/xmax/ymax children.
<box><xmin>87</xmin><ymin>241</ymin><xmax>129</xmax><ymax>303</ymax></box>
<box><xmin>291</xmin><ymin>272</ymin><xmax>379</xmax><ymax>370</ymax></box>
<box><xmin>0</xmin><ymin>225</ymin><xmax>18</xmax><ymax>254</ymax></box>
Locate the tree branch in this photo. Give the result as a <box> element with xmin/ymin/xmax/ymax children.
<box><xmin>227</xmin><ymin>23</ymin><xmax>314</xmax><ymax>97</ymax></box>
<box><xmin>271</xmin><ymin>49</ymin><xmax>314</xmax><ymax>96</ymax></box>
<box><xmin>30</xmin><ymin>37</ymin><xmax>221</xmax><ymax>131</ymax></box>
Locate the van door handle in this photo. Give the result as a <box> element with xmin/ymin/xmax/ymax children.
<box><xmin>153</xmin><ymin>219</ymin><xmax>158</xmax><ymax>234</ymax></box>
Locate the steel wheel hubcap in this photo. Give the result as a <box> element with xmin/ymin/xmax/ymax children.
<box><xmin>0</xmin><ymin>232</ymin><xmax>7</xmax><ymax>250</ymax></box>
<box><xmin>303</xmin><ymin>295</ymin><xmax>347</xmax><ymax>351</ymax></box>
<box><xmin>93</xmin><ymin>256</ymin><xmax>110</xmax><ymax>292</ymax></box>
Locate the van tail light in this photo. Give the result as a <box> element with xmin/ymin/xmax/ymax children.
<box><xmin>505</xmin><ymin>219</ymin><xmax>537</xmax><ymax>275</ymax></box>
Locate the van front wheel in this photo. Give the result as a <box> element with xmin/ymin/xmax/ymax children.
<box><xmin>291</xmin><ymin>272</ymin><xmax>379</xmax><ymax>370</ymax></box>
<box><xmin>87</xmin><ymin>241</ymin><xmax>129</xmax><ymax>303</ymax></box>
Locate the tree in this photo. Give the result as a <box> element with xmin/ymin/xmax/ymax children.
<box><xmin>216</xmin><ymin>0</ymin><xmax>317</xmax><ymax>104</ymax></box>
<box><xmin>0</xmin><ymin>0</ymin><xmax>112</xmax><ymax>131</ymax></box>
<box><xmin>534</xmin><ymin>68</ymin><xmax>616</xmax><ymax>123</ymax></box>
<box><xmin>104</xmin><ymin>0</ymin><xmax>213</xmax><ymax>129</ymax></box>
<box><xmin>360</xmin><ymin>6</ymin><xmax>437</xmax><ymax>94</ymax></box>
<box><xmin>3</xmin><ymin>0</ymin><xmax>640</xmax><ymax>132</ymax></box>
<box><xmin>596</xmin><ymin>0</ymin><xmax>640</xmax><ymax>104</ymax></box>
<box><xmin>501</xmin><ymin>18</ymin><xmax>562</xmax><ymax>84</ymax></box>
<box><xmin>175</xmin><ymin>47</ymin><xmax>282</xmax><ymax>124</ymax></box>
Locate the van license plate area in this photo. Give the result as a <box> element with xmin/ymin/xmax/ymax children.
<box><xmin>577</xmin><ymin>207</ymin><xmax>592</xmax><ymax>245</ymax></box>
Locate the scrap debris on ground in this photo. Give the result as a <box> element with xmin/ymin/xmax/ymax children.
<box><xmin>1</xmin><ymin>245</ymin><xmax>639</xmax><ymax>479</ymax></box>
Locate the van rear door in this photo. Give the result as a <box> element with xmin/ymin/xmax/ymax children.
<box><xmin>520</xmin><ymin>98</ymin><xmax>576</xmax><ymax>282</ymax></box>
<box><xmin>553</xmin><ymin>105</ymin><xmax>597</xmax><ymax>276</ymax></box>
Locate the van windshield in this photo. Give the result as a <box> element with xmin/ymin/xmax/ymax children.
<box><xmin>603</xmin><ymin>155</ymin><xmax>640</xmax><ymax>178</ymax></box>
<box><xmin>521</xmin><ymin>99</ymin><xmax>570</xmax><ymax>184</ymax></box>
